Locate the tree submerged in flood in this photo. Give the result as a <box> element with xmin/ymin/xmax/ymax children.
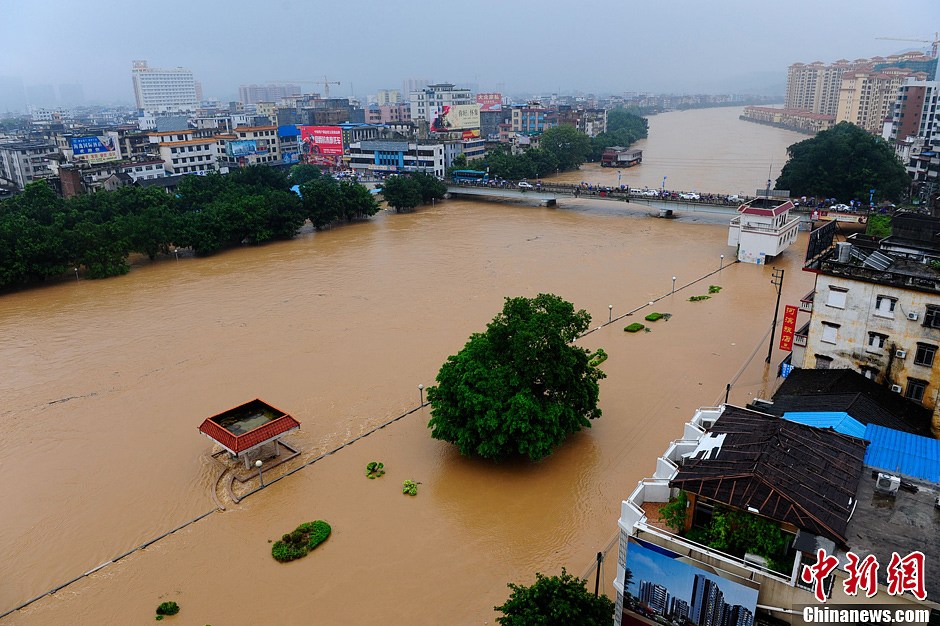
<box><xmin>426</xmin><ymin>293</ymin><xmax>605</xmax><ymax>461</ymax></box>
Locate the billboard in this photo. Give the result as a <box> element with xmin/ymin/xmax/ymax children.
<box><xmin>476</xmin><ymin>92</ymin><xmax>502</xmax><ymax>111</ymax></box>
<box><xmin>621</xmin><ymin>538</ymin><xmax>759</xmax><ymax>626</ymax></box>
<box><xmin>779</xmin><ymin>305</ymin><xmax>799</xmax><ymax>351</ymax></box>
<box><xmin>298</xmin><ymin>125</ymin><xmax>344</xmax><ymax>167</ymax></box>
<box><xmin>226</xmin><ymin>140</ymin><xmax>269</xmax><ymax>157</ymax></box>
<box><xmin>430</xmin><ymin>104</ymin><xmax>481</xmax><ymax>132</ymax></box>
<box><xmin>70</xmin><ymin>135</ymin><xmax>119</xmax><ymax>164</ymax></box>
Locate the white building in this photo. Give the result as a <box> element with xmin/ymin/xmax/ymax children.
<box><xmin>347</xmin><ymin>140</ymin><xmax>445</xmax><ymax>178</ymax></box>
<box><xmin>216</xmin><ymin>125</ymin><xmax>281</xmax><ymax>168</ymax></box>
<box><xmin>132</xmin><ymin>60</ymin><xmax>198</xmax><ymax>113</ymax></box>
<box><xmin>148</xmin><ymin>129</ymin><xmax>217</xmax><ymax>175</ymax></box>
<box><xmin>409</xmin><ymin>83</ymin><xmax>473</xmax><ymax>124</ymax></box>
<box><xmin>0</xmin><ymin>140</ymin><xmax>58</xmax><ymax>190</ymax></box>
<box><xmin>727</xmin><ymin>194</ymin><xmax>800</xmax><ymax>264</ymax></box>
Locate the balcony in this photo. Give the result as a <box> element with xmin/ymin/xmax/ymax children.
<box><xmin>799</xmin><ymin>289</ymin><xmax>815</xmax><ymax>313</ymax></box>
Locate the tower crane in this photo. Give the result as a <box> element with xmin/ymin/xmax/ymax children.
<box><xmin>875</xmin><ymin>32</ymin><xmax>939</xmax><ymax>58</ymax></box>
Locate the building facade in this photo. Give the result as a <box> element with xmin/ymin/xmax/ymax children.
<box><xmin>0</xmin><ymin>141</ymin><xmax>58</xmax><ymax>189</ymax></box>
<box><xmin>409</xmin><ymin>83</ymin><xmax>473</xmax><ymax>124</ymax></box>
<box><xmin>238</xmin><ymin>83</ymin><xmax>301</xmax><ymax>105</ymax></box>
<box><xmin>131</xmin><ymin>60</ymin><xmax>198</xmax><ymax>113</ymax></box>
<box><xmin>215</xmin><ymin>125</ymin><xmax>281</xmax><ymax>169</ymax></box>
<box><xmin>727</xmin><ymin>195</ymin><xmax>800</xmax><ymax>264</ymax></box>
<box><xmin>347</xmin><ymin>140</ymin><xmax>445</xmax><ymax>178</ymax></box>
<box><xmin>836</xmin><ymin>68</ymin><xmax>927</xmax><ymax>135</ymax></box>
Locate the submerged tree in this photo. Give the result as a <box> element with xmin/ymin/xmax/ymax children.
<box><xmin>494</xmin><ymin>568</ymin><xmax>615</xmax><ymax>626</ymax></box>
<box><xmin>427</xmin><ymin>293</ymin><xmax>605</xmax><ymax>461</ymax></box>
<box><xmin>775</xmin><ymin>122</ymin><xmax>910</xmax><ymax>202</ymax></box>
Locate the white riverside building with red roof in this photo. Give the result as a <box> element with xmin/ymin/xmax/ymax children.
<box><xmin>728</xmin><ymin>193</ymin><xmax>801</xmax><ymax>264</ymax></box>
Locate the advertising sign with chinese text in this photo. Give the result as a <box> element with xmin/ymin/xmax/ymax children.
<box><xmin>70</xmin><ymin>135</ymin><xmax>120</xmax><ymax>164</ymax></box>
<box><xmin>429</xmin><ymin>104</ymin><xmax>481</xmax><ymax>132</ymax></box>
<box><xmin>226</xmin><ymin>140</ymin><xmax>268</xmax><ymax>157</ymax></box>
<box><xmin>476</xmin><ymin>93</ymin><xmax>502</xmax><ymax>111</ymax></box>
<box><xmin>298</xmin><ymin>125</ymin><xmax>344</xmax><ymax>167</ymax></box>
<box><xmin>779</xmin><ymin>304</ymin><xmax>799</xmax><ymax>351</ymax></box>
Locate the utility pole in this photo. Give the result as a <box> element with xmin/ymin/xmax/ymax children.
<box><xmin>766</xmin><ymin>268</ymin><xmax>785</xmax><ymax>363</ymax></box>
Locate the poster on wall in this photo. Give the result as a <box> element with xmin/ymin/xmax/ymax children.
<box><xmin>226</xmin><ymin>140</ymin><xmax>269</xmax><ymax>157</ymax></box>
<box><xmin>70</xmin><ymin>135</ymin><xmax>120</xmax><ymax>163</ymax></box>
<box><xmin>429</xmin><ymin>104</ymin><xmax>481</xmax><ymax>132</ymax></box>
<box><xmin>298</xmin><ymin>125</ymin><xmax>344</xmax><ymax>167</ymax></box>
<box><xmin>476</xmin><ymin>93</ymin><xmax>502</xmax><ymax>111</ymax></box>
<box><xmin>621</xmin><ymin>538</ymin><xmax>759</xmax><ymax>626</ymax></box>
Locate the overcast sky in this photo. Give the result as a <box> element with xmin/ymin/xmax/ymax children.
<box><xmin>1</xmin><ymin>0</ymin><xmax>937</xmax><ymax>109</ymax></box>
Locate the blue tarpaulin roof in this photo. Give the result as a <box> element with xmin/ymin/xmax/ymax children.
<box><xmin>862</xmin><ymin>424</ymin><xmax>940</xmax><ymax>483</ymax></box>
<box><xmin>782</xmin><ymin>411</ymin><xmax>867</xmax><ymax>439</ymax></box>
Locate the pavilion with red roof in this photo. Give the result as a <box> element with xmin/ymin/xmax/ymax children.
<box><xmin>198</xmin><ymin>399</ymin><xmax>300</xmax><ymax>468</ymax></box>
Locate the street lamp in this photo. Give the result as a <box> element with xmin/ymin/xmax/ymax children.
<box><xmin>720</xmin><ymin>254</ymin><xmax>724</xmax><ymax>270</ymax></box>
<box><xmin>255</xmin><ymin>459</ymin><xmax>264</xmax><ymax>487</ymax></box>
<box><xmin>672</xmin><ymin>276</ymin><xmax>677</xmax><ymax>294</ymax></box>
<box><xmin>418</xmin><ymin>384</ymin><xmax>424</xmax><ymax>405</ymax></box>
<box><xmin>173</xmin><ymin>248</ymin><xmax>179</xmax><ymax>262</ymax></box>
<box><xmin>662</xmin><ymin>176</ymin><xmax>667</xmax><ymax>197</ymax></box>
<box><xmin>617</xmin><ymin>170</ymin><xmax>622</xmax><ymax>186</ymax></box>
<box><xmin>869</xmin><ymin>188</ymin><xmax>876</xmax><ymax>210</ymax></box>
<box><xmin>608</xmin><ymin>304</ymin><xmax>613</xmax><ymax>322</ymax></box>
<box><xmin>74</xmin><ymin>267</ymin><xmax>79</xmax><ymax>282</ymax></box>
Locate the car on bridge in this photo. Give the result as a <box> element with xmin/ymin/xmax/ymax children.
<box><xmin>518</xmin><ymin>181</ymin><xmax>534</xmax><ymax>189</ymax></box>
<box><xmin>678</xmin><ymin>192</ymin><xmax>700</xmax><ymax>200</ymax></box>
<box><xmin>631</xmin><ymin>188</ymin><xmax>659</xmax><ymax>197</ymax></box>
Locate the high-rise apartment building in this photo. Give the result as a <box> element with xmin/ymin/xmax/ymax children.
<box><xmin>409</xmin><ymin>83</ymin><xmax>473</xmax><ymax>123</ymax></box>
<box><xmin>837</xmin><ymin>67</ymin><xmax>927</xmax><ymax>134</ymax></box>
<box><xmin>376</xmin><ymin>89</ymin><xmax>401</xmax><ymax>105</ymax></box>
<box><xmin>238</xmin><ymin>83</ymin><xmax>301</xmax><ymax>105</ymax></box>
<box><xmin>131</xmin><ymin>60</ymin><xmax>198</xmax><ymax>113</ymax></box>
<box><xmin>785</xmin><ymin>60</ymin><xmax>860</xmax><ymax>116</ymax></box>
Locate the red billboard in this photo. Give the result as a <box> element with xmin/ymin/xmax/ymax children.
<box><xmin>299</xmin><ymin>126</ymin><xmax>344</xmax><ymax>167</ymax></box>
<box><xmin>476</xmin><ymin>92</ymin><xmax>502</xmax><ymax>111</ymax></box>
<box><xmin>779</xmin><ymin>305</ymin><xmax>799</xmax><ymax>351</ymax></box>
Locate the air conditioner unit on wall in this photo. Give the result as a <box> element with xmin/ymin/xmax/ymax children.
<box><xmin>907</xmin><ymin>311</ymin><xmax>919</xmax><ymax>321</ymax></box>
<box><xmin>891</xmin><ymin>384</ymin><xmax>903</xmax><ymax>393</ymax></box>
<box><xmin>875</xmin><ymin>473</ymin><xmax>901</xmax><ymax>496</ymax></box>
<box><xmin>895</xmin><ymin>349</ymin><xmax>907</xmax><ymax>359</ymax></box>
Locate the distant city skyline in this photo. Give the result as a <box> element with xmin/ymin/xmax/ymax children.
<box><xmin>2</xmin><ymin>0</ymin><xmax>936</xmax><ymax>113</ymax></box>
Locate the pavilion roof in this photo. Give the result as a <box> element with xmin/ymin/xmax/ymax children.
<box><xmin>197</xmin><ymin>399</ymin><xmax>300</xmax><ymax>454</ymax></box>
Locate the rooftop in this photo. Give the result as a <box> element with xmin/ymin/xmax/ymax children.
<box><xmin>670</xmin><ymin>405</ymin><xmax>868</xmax><ymax>546</ymax></box>
<box><xmin>846</xmin><ymin>471</ymin><xmax>940</xmax><ymax>600</ymax></box>
<box><xmin>754</xmin><ymin>390</ymin><xmax>930</xmax><ymax>436</ymax></box>
<box><xmin>197</xmin><ymin>398</ymin><xmax>300</xmax><ymax>455</ymax></box>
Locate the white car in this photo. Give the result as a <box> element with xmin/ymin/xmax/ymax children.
<box><xmin>518</xmin><ymin>181</ymin><xmax>534</xmax><ymax>189</ymax></box>
<box><xmin>633</xmin><ymin>188</ymin><xmax>658</xmax><ymax>197</ymax></box>
<box><xmin>678</xmin><ymin>192</ymin><xmax>700</xmax><ymax>200</ymax></box>
<box><xmin>830</xmin><ymin>203</ymin><xmax>851</xmax><ymax>211</ymax></box>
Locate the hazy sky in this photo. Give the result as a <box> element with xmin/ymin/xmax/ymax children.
<box><xmin>2</xmin><ymin>0</ymin><xmax>937</xmax><ymax>107</ymax></box>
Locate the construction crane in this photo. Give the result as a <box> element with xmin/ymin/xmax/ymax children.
<box><xmin>876</xmin><ymin>32</ymin><xmax>939</xmax><ymax>58</ymax></box>
<box><xmin>273</xmin><ymin>76</ymin><xmax>342</xmax><ymax>98</ymax></box>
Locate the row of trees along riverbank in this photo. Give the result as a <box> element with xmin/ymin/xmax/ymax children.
<box><xmin>0</xmin><ymin>165</ymin><xmax>400</xmax><ymax>291</ymax></box>
<box><xmin>450</xmin><ymin>108</ymin><xmax>648</xmax><ymax>180</ymax></box>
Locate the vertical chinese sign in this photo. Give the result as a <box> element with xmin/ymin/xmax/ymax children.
<box><xmin>779</xmin><ymin>305</ymin><xmax>799</xmax><ymax>351</ymax></box>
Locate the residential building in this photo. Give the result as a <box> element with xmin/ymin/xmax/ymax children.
<box><xmin>216</xmin><ymin>125</ymin><xmax>280</xmax><ymax>168</ymax></box>
<box><xmin>365</xmin><ymin>103</ymin><xmax>411</xmax><ymax>124</ymax></box>
<box><xmin>238</xmin><ymin>83</ymin><xmax>301</xmax><ymax>105</ymax></box>
<box><xmin>409</xmin><ymin>83</ymin><xmax>473</xmax><ymax>124</ymax></box>
<box><xmin>727</xmin><ymin>193</ymin><xmax>800</xmax><ymax>264</ymax></box>
<box><xmin>0</xmin><ymin>140</ymin><xmax>58</xmax><ymax>189</ymax></box>
<box><xmin>510</xmin><ymin>103</ymin><xmax>556</xmax><ymax>136</ymax></box>
<box><xmin>884</xmin><ymin>78</ymin><xmax>940</xmax><ymax>205</ymax></box>
<box><xmin>785</xmin><ymin>60</ymin><xmax>860</xmax><ymax>116</ymax></box>
<box><xmin>802</xmin><ymin>214</ymin><xmax>940</xmax><ymax>431</ymax></box>
<box><xmin>148</xmin><ymin>129</ymin><xmax>217</xmax><ymax>175</ymax></box>
<box><xmin>740</xmin><ymin>106</ymin><xmax>835</xmax><ymax>135</ymax></box>
<box><xmin>872</xmin><ymin>51</ymin><xmax>938</xmax><ymax>81</ymax></box>
<box><xmin>375</xmin><ymin>89</ymin><xmax>401</xmax><ymax>105</ymax></box>
<box><xmin>347</xmin><ymin>140</ymin><xmax>444</xmax><ymax>178</ymax></box>
<box><xmin>614</xmin><ymin>404</ymin><xmax>938</xmax><ymax>626</ymax></box>
<box><xmin>278</xmin><ymin>125</ymin><xmax>300</xmax><ymax>165</ymax></box>
<box><xmin>837</xmin><ymin>68</ymin><xmax>927</xmax><ymax>135</ymax></box>
<box><xmin>131</xmin><ymin>60</ymin><xmax>198</xmax><ymax>113</ymax></box>
<box><xmin>578</xmin><ymin>108</ymin><xmax>607</xmax><ymax>137</ymax></box>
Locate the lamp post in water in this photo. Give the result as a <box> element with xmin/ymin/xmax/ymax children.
<box><xmin>255</xmin><ymin>459</ymin><xmax>264</xmax><ymax>487</ymax></box>
<box><xmin>608</xmin><ymin>304</ymin><xmax>613</xmax><ymax>323</ymax></box>
<box><xmin>418</xmin><ymin>384</ymin><xmax>424</xmax><ymax>406</ymax></box>
<box><xmin>672</xmin><ymin>277</ymin><xmax>677</xmax><ymax>294</ymax></box>
<box><xmin>720</xmin><ymin>254</ymin><xmax>724</xmax><ymax>270</ymax></box>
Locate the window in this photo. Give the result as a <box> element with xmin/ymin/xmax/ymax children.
<box><xmin>924</xmin><ymin>305</ymin><xmax>940</xmax><ymax>329</ymax></box>
<box><xmin>826</xmin><ymin>287</ymin><xmax>847</xmax><ymax>309</ymax></box>
<box><xmin>867</xmin><ymin>332</ymin><xmax>888</xmax><ymax>351</ymax></box>
<box><xmin>860</xmin><ymin>366</ymin><xmax>878</xmax><ymax>380</ymax></box>
<box><xmin>821</xmin><ymin>322</ymin><xmax>839</xmax><ymax>344</ymax></box>
<box><xmin>874</xmin><ymin>295</ymin><xmax>896</xmax><ymax>316</ymax></box>
<box><xmin>906</xmin><ymin>378</ymin><xmax>927</xmax><ymax>403</ymax></box>
<box><xmin>914</xmin><ymin>343</ymin><xmax>937</xmax><ymax>367</ymax></box>
<box><xmin>815</xmin><ymin>355</ymin><xmax>833</xmax><ymax>369</ymax></box>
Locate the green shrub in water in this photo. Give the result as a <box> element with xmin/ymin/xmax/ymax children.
<box><xmin>624</xmin><ymin>323</ymin><xmax>645</xmax><ymax>333</ymax></box>
<box><xmin>271</xmin><ymin>520</ymin><xmax>331</xmax><ymax>562</ymax></box>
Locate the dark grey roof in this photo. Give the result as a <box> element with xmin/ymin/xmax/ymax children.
<box><xmin>771</xmin><ymin>369</ymin><xmax>932</xmax><ymax>435</ymax></box>
<box><xmin>754</xmin><ymin>392</ymin><xmax>929</xmax><ymax>436</ymax></box>
<box><xmin>671</xmin><ymin>405</ymin><xmax>868</xmax><ymax>546</ymax></box>
<box><xmin>135</xmin><ymin>174</ymin><xmax>184</xmax><ymax>189</ymax></box>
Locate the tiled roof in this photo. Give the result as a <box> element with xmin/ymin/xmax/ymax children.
<box><xmin>671</xmin><ymin>405</ymin><xmax>868</xmax><ymax>546</ymax></box>
<box><xmin>761</xmin><ymin>393</ymin><xmax>927</xmax><ymax>436</ymax></box>
<box><xmin>197</xmin><ymin>401</ymin><xmax>300</xmax><ymax>454</ymax></box>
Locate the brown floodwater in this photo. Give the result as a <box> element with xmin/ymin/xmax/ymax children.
<box><xmin>2</xmin><ymin>107</ymin><xmax>815</xmax><ymax>625</ymax></box>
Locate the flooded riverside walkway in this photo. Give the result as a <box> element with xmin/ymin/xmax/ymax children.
<box><xmin>2</xmin><ymin>196</ymin><xmax>816</xmax><ymax>625</ymax></box>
